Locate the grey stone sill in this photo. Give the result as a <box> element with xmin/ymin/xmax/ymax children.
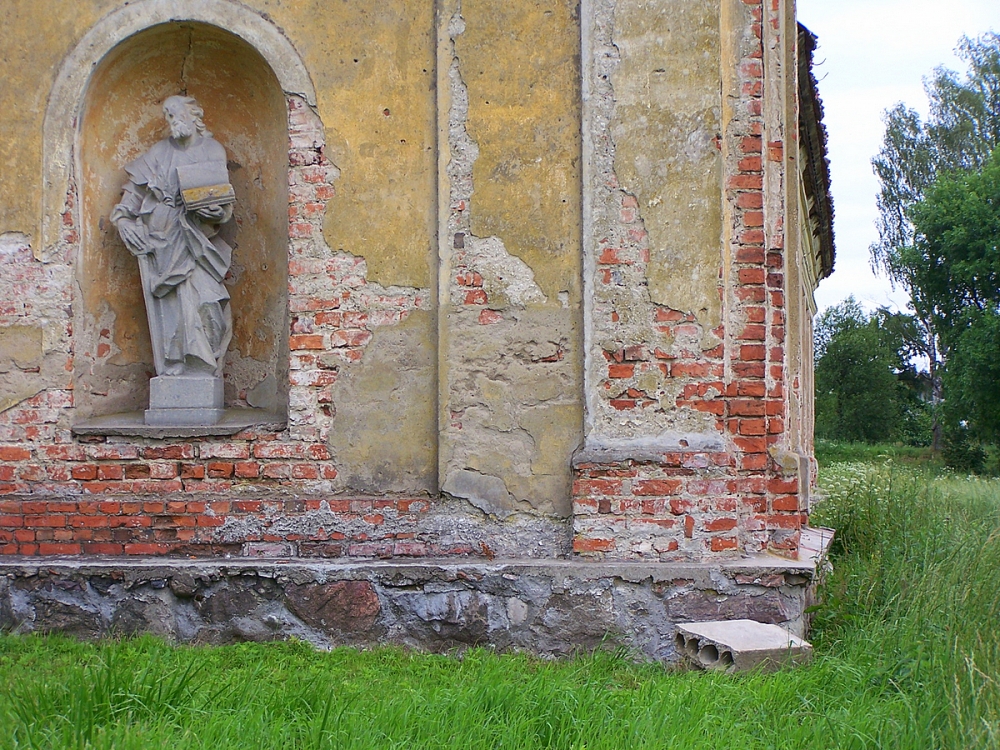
<box><xmin>0</xmin><ymin>553</ymin><xmax>820</xmax><ymax>584</ymax></box>
<box><xmin>573</xmin><ymin>434</ymin><xmax>726</xmax><ymax>465</ymax></box>
<box><xmin>71</xmin><ymin>409</ymin><xmax>286</xmax><ymax>438</ymax></box>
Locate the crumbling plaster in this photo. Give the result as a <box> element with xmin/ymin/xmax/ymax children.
<box><xmin>437</xmin><ymin>1</ymin><xmax>584</xmax><ymax>519</ymax></box>
<box><xmin>611</xmin><ymin>0</ymin><xmax>723</xmax><ymax>329</ymax></box>
<box><xmin>0</xmin><ymin>0</ymin><xmax>820</xmax><ymax>563</ymax></box>
<box><xmin>582</xmin><ymin>0</ymin><xmax>727</xmax><ymax>447</ymax></box>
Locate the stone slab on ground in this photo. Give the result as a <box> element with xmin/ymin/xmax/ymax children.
<box><xmin>0</xmin><ymin>556</ymin><xmax>820</xmax><ymax>661</ymax></box>
<box><xmin>675</xmin><ymin>619</ymin><xmax>812</xmax><ymax>672</ymax></box>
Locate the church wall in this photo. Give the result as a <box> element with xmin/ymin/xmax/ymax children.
<box><xmin>572</xmin><ymin>0</ymin><xmax>808</xmax><ymax>560</ymax></box>
<box><xmin>0</xmin><ymin>0</ymin><xmax>818</xmax><ymax>563</ymax></box>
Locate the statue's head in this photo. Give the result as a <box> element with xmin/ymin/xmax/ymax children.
<box><xmin>163</xmin><ymin>95</ymin><xmax>209</xmax><ymax>140</ymax></box>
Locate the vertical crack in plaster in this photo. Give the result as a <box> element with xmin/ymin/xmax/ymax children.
<box><xmin>180</xmin><ymin>26</ymin><xmax>195</xmax><ymax>95</ymax></box>
<box><xmin>446</xmin><ymin>6</ymin><xmax>545</xmax><ymax>308</ymax></box>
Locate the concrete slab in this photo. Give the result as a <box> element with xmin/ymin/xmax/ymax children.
<box><xmin>144</xmin><ymin>406</ymin><xmax>225</xmax><ymax>426</ymax></box>
<box><xmin>799</xmin><ymin>526</ymin><xmax>835</xmax><ymax>565</ymax></box>
<box><xmin>675</xmin><ymin>619</ymin><xmax>812</xmax><ymax>672</ymax></box>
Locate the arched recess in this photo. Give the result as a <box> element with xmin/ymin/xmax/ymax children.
<box><xmin>41</xmin><ymin>0</ymin><xmax>315</xmax><ymax>262</ymax></box>
<box><xmin>58</xmin><ymin>7</ymin><xmax>308</xmax><ymax>418</ymax></box>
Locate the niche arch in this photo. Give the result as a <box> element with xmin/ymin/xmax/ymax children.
<box><xmin>49</xmin><ymin>3</ymin><xmax>314</xmax><ymax>420</ymax></box>
<box><xmin>41</xmin><ymin>0</ymin><xmax>315</xmax><ymax>260</ymax></box>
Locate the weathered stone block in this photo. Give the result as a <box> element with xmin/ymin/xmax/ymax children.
<box><xmin>285</xmin><ymin>581</ymin><xmax>381</xmax><ymax>634</ymax></box>
<box><xmin>32</xmin><ymin>599</ymin><xmax>104</xmax><ymax>639</ymax></box>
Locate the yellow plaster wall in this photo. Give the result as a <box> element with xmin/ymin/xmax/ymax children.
<box><xmin>268</xmin><ymin>1</ymin><xmax>439</xmax><ymax>290</ymax></box>
<box><xmin>612</xmin><ymin>0</ymin><xmax>723</xmax><ymax>328</ymax></box>
<box><xmin>457</xmin><ymin>0</ymin><xmax>582</xmax><ymax>302</ymax></box>
<box><xmin>0</xmin><ymin>1</ymin><xmax>112</xmax><ymax>238</ymax></box>
<box><xmin>1</xmin><ymin>1</ymin><xmax>438</xmax><ymax>293</ymax></box>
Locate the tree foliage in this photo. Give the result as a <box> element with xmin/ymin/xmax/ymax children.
<box><xmin>814</xmin><ymin>298</ymin><xmax>929</xmax><ymax>444</ymax></box>
<box><xmin>868</xmin><ymin>33</ymin><xmax>1000</xmax><ymax>454</ymax></box>
<box><xmin>872</xmin><ymin>33</ymin><xmax>1000</xmax><ymax>279</ymax></box>
<box><xmin>907</xmin><ymin>147</ymin><xmax>1000</xmax><ymax>444</ymax></box>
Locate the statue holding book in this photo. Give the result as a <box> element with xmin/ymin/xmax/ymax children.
<box><xmin>113</xmin><ymin>95</ymin><xmax>236</xmax><ymax>425</ymax></box>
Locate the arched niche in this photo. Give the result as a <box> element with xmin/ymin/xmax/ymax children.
<box><xmin>74</xmin><ymin>21</ymin><xmax>289</xmax><ymax>418</ymax></box>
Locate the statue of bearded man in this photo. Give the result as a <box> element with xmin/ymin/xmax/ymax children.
<box><xmin>112</xmin><ymin>95</ymin><xmax>235</xmax><ymax>379</ymax></box>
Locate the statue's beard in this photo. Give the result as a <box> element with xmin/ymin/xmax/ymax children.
<box><xmin>170</xmin><ymin>120</ymin><xmax>195</xmax><ymax>139</ymax></box>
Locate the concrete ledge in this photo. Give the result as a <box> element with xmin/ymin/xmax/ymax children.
<box><xmin>71</xmin><ymin>409</ymin><xmax>286</xmax><ymax>438</ymax></box>
<box><xmin>572</xmin><ymin>434</ymin><xmax>726</xmax><ymax>466</ymax></box>
<box><xmin>0</xmin><ymin>555</ymin><xmax>818</xmax><ymax>660</ymax></box>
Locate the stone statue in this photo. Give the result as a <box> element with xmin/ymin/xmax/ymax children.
<box><xmin>113</xmin><ymin>95</ymin><xmax>236</xmax><ymax>425</ymax></box>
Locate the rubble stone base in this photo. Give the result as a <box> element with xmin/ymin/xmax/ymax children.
<box><xmin>0</xmin><ymin>556</ymin><xmax>818</xmax><ymax>661</ymax></box>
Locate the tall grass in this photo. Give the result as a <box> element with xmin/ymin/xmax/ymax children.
<box><xmin>811</xmin><ymin>461</ymin><xmax>1000</xmax><ymax>747</ymax></box>
<box><xmin>1</xmin><ymin>458</ymin><xmax>999</xmax><ymax>748</ymax></box>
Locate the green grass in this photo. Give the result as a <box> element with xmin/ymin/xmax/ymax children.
<box><xmin>3</xmin><ymin>454</ymin><xmax>1000</xmax><ymax>748</ymax></box>
<box><xmin>814</xmin><ymin>438</ymin><xmax>942</xmax><ymax>468</ymax></box>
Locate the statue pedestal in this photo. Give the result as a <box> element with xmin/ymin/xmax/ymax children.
<box><xmin>145</xmin><ymin>376</ymin><xmax>224</xmax><ymax>426</ymax></box>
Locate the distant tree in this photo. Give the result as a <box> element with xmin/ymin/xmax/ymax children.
<box><xmin>814</xmin><ymin>298</ymin><xmax>928</xmax><ymax>444</ymax></box>
<box><xmin>873</xmin><ymin>33</ymin><xmax>1000</xmax><ymax>269</ymax></box>
<box><xmin>870</xmin><ymin>33</ymin><xmax>1000</xmax><ymax>447</ymax></box>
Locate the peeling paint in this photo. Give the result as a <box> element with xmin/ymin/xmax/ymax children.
<box><xmin>457</xmin><ymin>0</ymin><xmax>581</xmax><ymax>302</ymax></box>
<box><xmin>462</xmin><ymin>236</ymin><xmax>546</xmax><ymax>308</ymax></box>
<box><xmin>313</xmin><ymin>2</ymin><xmax>437</xmax><ymax>290</ymax></box>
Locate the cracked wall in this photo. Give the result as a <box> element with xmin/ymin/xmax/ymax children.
<box><xmin>312</xmin><ymin>2</ymin><xmax>437</xmax><ymax>291</ymax></box>
<box><xmin>575</xmin><ymin>0</ymin><xmax>809</xmax><ymax>561</ymax></box>
<box><xmin>438</xmin><ymin>0</ymin><xmax>583</xmax><ymax>522</ymax></box>
<box><xmin>0</xmin><ymin>0</ymin><xmax>814</xmax><ymax>564</ymax></box>
<box><xmin>584</xmin><ymin>0</ymin><xmax>727</xmax><ymax>448</ymax></box>
<box><xmin>613</xmin><ymin>0</ymin><xmax>723</xmax><ymax>328</ymax></box>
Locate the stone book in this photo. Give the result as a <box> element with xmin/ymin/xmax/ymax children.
<box><xmin>177</xmin><ymin>160</ymin><xmax>235</xmax><ymax>210</ymax></box>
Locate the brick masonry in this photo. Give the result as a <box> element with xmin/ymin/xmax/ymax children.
<box><xmin>0</xmin><ymin>96</ymin><xmax>439</xmax><ymax>558</ymax></box>
<box><xmin>571</xmin><ymin>0</ymin><xmax>806</xmax><ymax>561</ymax></box>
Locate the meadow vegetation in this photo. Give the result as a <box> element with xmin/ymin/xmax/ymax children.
<box><xmin>2</xmin><ymin>447</ymin><xmax>1000</xmax><ymax>748</ymax></box>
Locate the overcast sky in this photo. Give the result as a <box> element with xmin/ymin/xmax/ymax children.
<box><xmin>796</xmin><ymin>0</ymin><xmax>1000</xmax><ymax>314</ymax></box>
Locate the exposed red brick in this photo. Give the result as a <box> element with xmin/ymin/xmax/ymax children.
<box><xmin>573</xmin><ymin>537</ymin><xmax>616</xmax><ymax>553</ymax></box>
<box><xmin>710</xmin><ymin>536</ymin><xmax>738</xmax><ymax>552</ymax></box>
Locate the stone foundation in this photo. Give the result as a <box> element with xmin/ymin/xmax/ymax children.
<box><xmin>0</xmin><ymin>554</ymin><xmax>819</xmax><ymax>660</ymax></box>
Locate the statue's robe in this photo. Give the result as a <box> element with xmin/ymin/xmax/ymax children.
<box><xmin>112</xmin><ymin>135</ymin><xmax>233</xmax><ymax>376</ymax></box>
